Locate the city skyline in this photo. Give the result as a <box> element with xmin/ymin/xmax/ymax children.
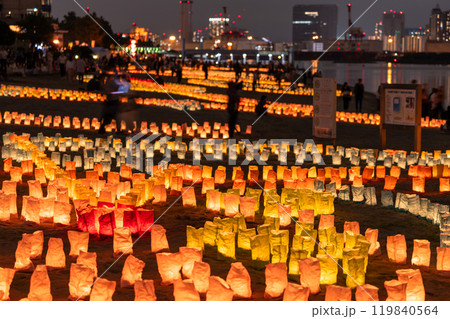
<box><xmin>52</xmin><ymin>0</ymin><xmax>442</xmax><ymax>42</ymax></box>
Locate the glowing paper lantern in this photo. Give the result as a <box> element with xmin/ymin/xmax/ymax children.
<box><xmin>179</xmin><ymin>246</ymin><xmax>203</xmax><ymax>279</ymax></box>
<box><xmin>412</xmin><ymin>177</ymin><xmax>425</xmax><ymax>193</ymax></box>
<box><xmin>411</xmin><ymin>239</ymin><xmax>430</xmax><ymax>267</ymax></box>
<box><xmin>396</xmin><ymin>268</ymin><xmax>425</xmax><ymax>301</ymax></box>
<box><xmin>45</xmin><ymin>237</ymin><xmax>66</xmax><ymax>270</ymax></box>
<box><xmin>173</xmin><ymin>279</ymin><xmax>201</xmax><ymax>301</ymax></box>
<box><xmin>206</xmin><ymin>190</ymin><xmax>221</xmax><ymax>213</ymax></box>
<box><xmin>223</xmin><ymin>193</ymin><xmax>240</xmax><ymax>217</ymax></box>
<box><xmin>156</xmin><ymin>252</ymin><xmax>183</xmax><ymax>285</ymax></box>
<box><xmin>192</xmin><ymin>261</ymin><xmax>210</xmax><ymax>294</ymax></box>
<box><xmin>240</xmin><ymin>196</ymin><xmax>257</xmax><ymax>222</ymax></box>
<box><xmin>384</xmin><ymin>176</ymin><xmax>398</xmax><ymax>191</ymax></box>
<box><xmin>28</xmin><ymin>265</ymin><xmax>52</xmax><ymax>301</ymax></box>
<box><xmin>186</xmin><ymin>226</ymin><xmax>204</xmax><ymax>249</ymax></box>
<box><xmin>69</xmin><ymin>263</ymin><xmax>95</xmax><ymax>300</ymax></box>
<box><xmin>436</xmin><ymin>247</ymin><xmax>450</xmax><ymax>272</ymax></box>
<box><xmin>201</xmin><ymin>177</ymin><xmax>215</xmax><ymax>195</ymax></box>
<box><xmin>283</xmin><ymin>282</ymin><xmax>310</xmax><ymax>301</ymax></box>
<box><xmin>217</xmin><ymin>231</ymin><xmax>236</xmax><ymax>261</ymax></box>
<box><xmin>298</xmin><ymin>257</ymin><xmax>320</xmax><ymax>295</ymax></box>
<box><xmin>182</xmin><ymin>186</ymin><xmax>197</xmax><ymax>207</ymax></box>
<box><xmin>22</xmin><ymin>230</ymin><xmax>44</xmax><ymax>259</ymax></box>
<box><xmin>151</xmin><ymin>224</ymin><xmax>170</xmax><ymax>253</ymax></box>
<box><xmin>387</xmin><ymin>234</ymin><xmax>407</xmax><ymax>264</ymax></box>
<box><xmin>153</xmin><ymin>184</ymin><xmax>167</xmax><ymax>204</ymax></box>
<box><xmin>325</xmin><ymin>285</ymin><xmax>352</xmax><ymax>301</ymax></box>
<box><xmin>238</xmin><ymin>228</ymin><xmax>256</xmax><ymax>251</ymax></box>
<box><xmin>90</xmin><ymin>278</ymin><xmax>116</xmax><ymax>301</ymax></box>
<box><xmin>113</xmin><ymin>227</ymin><xmax>133</xmax><ymax>257</ymax></box>
<box><xmin>264</xmin><ymin>263</ymin><xmax>288</xmax><ymax>299</ymax></box>
<box><xmin>28</xmin><ymin>180</ymin><xmax>43</xmax><ymax>198</ymax></box>
<box><xmin>134</xmin><ymin>280</ymin><xmax>157</xmax><ymax>301</ymax></box>
<box><xmin>317</xmin><ymin>254</ymin><xmax>338</xmax><ymax>285</ymax></box>
<box><xmin>440</xmin><ymin>178</ymin><xmax>450</xmax><ymax>192</ymax></box>
<box><xmin>0</xmin><ymin>267</ymin><xmax>15</xmax><ymax>301</ymax></box>
<box><xmin>206</xmin><ymin>276</ymin><xmax>234</xmax><ymax>301</ymax></box>
<box><xmin>67</xmin><ymin>231</ymin><xmax>89</xmax><ymax>258</ymax></box>
<box><xmin>76</xmin><ymin>251</ymin><xmax>98</xmax><ymax>277</ymax></box>
<box><xmin>226</xmin><ymin>262</ymin><xmax>252</xmax><ymax>299</ymax></box>
<box><xmin>203</xmin><ymin>221</ymin><xmax>218</xmax><ymax>247</ymax></box>
<box><xmin>355</xmin><ymin>284</ymin><xmax>379</xmax><ymax>301</ymax></box>
<box><xmin>121</xmin><ymin>255</ymin><xmax>145</xmax><ymax>288</ymax></box>
<box><xmin>250</xmin><ymin>234</ymin><xmax>270</xmax><ymax>269</ymax></box>
<box><xmin>384</xmin><ymin>279</ymin><xmax>407</xmax><ymax>301</ymax></box>
<box><xmin>346</xmin><ymin>256</ymin><xmax>365</xmax><ymax>288</ymax></box>
<box><xmin>54</xmin><ymin>201</ymin><xmax>72</xmax><ymax>225</ymax></box>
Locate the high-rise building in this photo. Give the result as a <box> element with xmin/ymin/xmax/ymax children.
<box><xmin>208</xmin><ymin>17</ymin><xmax>229</xmax><ymax>39</ymax></box>
<box><xmin>429</xmin><ymin>4</ymin><xmax>446</xmax><ymax>41</ymax></box>
<box><xmin>374</xmin><ymin>21</ymin><xmax>383</xmax><ymax>40</ymax></box>
<box><xmin>180</xmin><ymin>0</ymin><xmax>193</xmax><ymax>43</ymax></box>
<box><xmin>382</xmin><ymin>10</ymin><xmax>405</xmax><ymax>51</ymax></box>
<box><xmin>292</xmin><ymin>4</ymin><xmax>338</xmax><ymax>44</ymax></box>
<box><xmin>0</xmin><ymin>0</ymin><xmax>52</xmax><ymax>23</ymax></box>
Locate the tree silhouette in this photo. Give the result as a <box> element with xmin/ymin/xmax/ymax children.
<box><xmin>18</xmin><ymin>13</ymin><xmax>54</xmax><ymax>45</ymax></box>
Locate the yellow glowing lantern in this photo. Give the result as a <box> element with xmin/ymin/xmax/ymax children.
<box><xmin>206</xmin><ymin>276</ymin><xmax>234</xmax><ymax>301</ymax></box>
<box><xmin>134</xmin><ymin>280</ymin><xmax>157</xmax><ymax>301</ymax></box>
<box><xmin>384</xmin><ymin>279</ymin><xmax>407</xmax><ymax>301</ymax></box>
<box><xmin>68</xmin><ymin>263</ymin><xmax>95</xmax><ymax>300</ymax></box>
<box><xmin>317</xmin><ymin>254</ymin><xmax>338</xmax><ymax>285</ymax></box>
<box><xmin>355</xmin><ymin>284</ymin><xmax>379</xmax><ymax>301</ymax></box>
<box><xmin>346</xmin><ymin>256</ymin><xmax>365</xmax><ymax>288</ymax></box>
<box><xmin>298</xmin><ymin>257</ymin><xmax>321</xmax><ymax>295</ymax></box>
<box><xmin>67</xmin><ymin>230</ymin><xmax>89</xmax><ymax>258</ymax></box>
<box><xmin>238</xmin><ymin>228</ymin><xmax>256</xmax><ymax>251</ymax></box>
<box><xmin>45</xmin><ymin>237</ymin><xmax>66</xmax><ymax>270</ymax></box>
<box><xmin>151</xmin><ymin>224</ymin><xmax>170</xmax><ymax>253</ymax></box>
<box><xmin>387</xmin><ymin>234</ymin><xmax>407</xmax><ymax>264</ymax></box>
<box><xmin>90</xmin><ymin>278</ymin><xmax>116</xmax><ymax>301</ymax></box>
<box><xmin>217</xmin><ymin>231</ymin><xmax>236</xmax><ymax>261</ymax></box>
<box><xmin>120</xmin><ymin>255</ymin><xmax>145</xmax><ymax>288</ymax></box>
<box><xmin>156</xmin><ymin>252</ymin><xmax>183</xmax><ymax>285</ymax></box>
<box><xmin>325</xmin><ymin>285</ymin><xmax>352</xmax><ymax>301</ymax></box>
<box><xmin>250</xmin><ymin>234</ymin><xmax>270</xmax><ymax>269</ymax></box>
<box><xmin>186</xmin><ymin>226</ymin><xmax>204</xmax><ymax>249</ymax></box>
<box><xmin>28</xmin><ymin>265</ymin><xmax>52</xmax><ymax>301</ymax></box>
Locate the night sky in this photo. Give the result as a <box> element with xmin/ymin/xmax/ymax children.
<box><xmin>54</xmin><ymin>0</ymin><xmax>441</xmax><ymax>42</ymax></box>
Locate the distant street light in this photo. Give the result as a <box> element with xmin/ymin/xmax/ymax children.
<box><xmin>169</xmin><ymin>35</ymin><xmax>176</xmax><ymax>41</ymax></box>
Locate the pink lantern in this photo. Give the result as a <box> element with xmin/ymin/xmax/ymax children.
<box><xmin>298</xmin><ymin>257</ymin><xmax>321</xmax><ymax>295</ymax></box>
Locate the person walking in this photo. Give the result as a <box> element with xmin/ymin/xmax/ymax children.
<box><xmin>227</xmin><ymin>81</ymin><xmax>243</xmax><ymax>138</ymax></box>
<box><xmin>354</xmin><ymin>79</ymin><xmax>364</xmax><ymax>113</ymax></box>
<box><xmin>341</xmin><ymin>82</ymin><xmax>351</xmax><ymax>111</ymax></box>
<box><xmin>75</xmin><ymin>57</ymin><xmax>86</xmax><ymax>85</ymax></box>
<box><xmin>66</xmin><ymin>57</ymin><xmax>75</xmax><ymax>83</ymax></box>
<box><xmin>255</xmin><ymin>95</ymin><xmax>268</xmax><ymax>117</ymax></box>
<box><xmin>202</xmin><ymin>62</ymin><xmax>209</xmax><ymax>80</ymax></box>
<box><xmin>58</xmin><ymin>53</ymin><xmax>67</xmax><ymax>78</ymax></box>
<box><xmin>430</xmin><ymin>88</ymin><xmax>440</xmax><ymax>119</ymax></box>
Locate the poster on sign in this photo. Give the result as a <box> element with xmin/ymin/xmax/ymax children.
<box><xmin>313</xmin><ymin>78</ymin><xmax>337</xmax><ymax>139</ymax></box>
<box><xmin>384</xmin><ymin>88</ymin><xmax>417</xmax><ymax>126</ymax></box>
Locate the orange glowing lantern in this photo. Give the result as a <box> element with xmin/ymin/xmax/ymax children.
<box><xmin>365</xmin><ymin>228</ymin><xmax>381</xmax><ymax>256</ymax></box>
<box><xmin>264</xmin><ymin>263</ymin><xmax>288</xmax><ymax>299</ymax></box>
<box><xmin>192</xmin><ymin>261</ymin><xmax>210</xmax><ymax>294</ymax></box>
<box><xmin>28</xmin><ymin>265</ymin><xmax>52</xmax><ymax>301</ymax></box>
<box><xmin>384</xmin><ymin>279</ymin><xmax>407</xmax><ymax>301</ymax></box>
<box><xmin>113</xmin><ymin>227</ymin><xmax>133</xmax><ymax>257</ymax></box>
<box><xmin>240</xmin><ymin>196</ymin><xmax>257</xmax><ymax>222</ymax></box>
<box><xmin>355</xmin><ymin>284</ymin><xmax>379</xmax><ymax>301</ymax></box>
<box><xmin>68</xmin><ymin>263</ymin><xmax>95</xmax><ymax>300</ymax></box>
<box><xmin>396</xmin><ymin>268</ymin><xmax>425</xmax><ymax>301</ymax></box>
<box><xmin>45</xmin><ymin>237</ymin><xmax>66</xmax><ymax>270</ymax></box>
<box><xmin>134</xmin><ymin>280</ymin><xmax>157</xmax><ymax>301</ymax></box>
<box><xmin>156</xmin><ymin>252</ymin><xmax>183</xmax><ymax>285</ymax></box>
<box><xmin>376</xmin><ymin>166</ymin><xmax>386</xmax><ymax>179</ymax></box>
<box><xmin>120</xmin><ymin>255</ymin><xmax>145</xmax><ymax>288</ymax></box>
<box><xmin>319</xmin><ymin>215</ymin><xmax>335</xmax><ymax>229</ymax></box>
<box><xmin>76</xmin><ymin>251</ymin><xmax>98</xmax><ymax>277</ymax></box>
<box><xmin>3</xmin><ymin>158</ymin><xmax>12</xmax><ymax>173</ymax></box>
<box><xmin>180</xmin><ymin>246</ymin><xmax>203</xmax><ymax>279</ymax></box>
<box><xmin>206</xmin><ymin>276</ymin><xmax>234</xmax><ymax>301</ymax></box>
<box><xmin>28</xmin><ymin>180</ymin><xmax>43</xmax><ymax>198</ymax></box>
<box><xmin>283</xmin><ymin>283</ymin><xmax>310</xmax><ymax>301</ymax></box>
<box><xmin>412</xmin><ymin>177</ymin><xmax>425</xmax><ymax>193</ymax></box>
<box><xmin>22</xmin><ymin>230</ymin><xmax>44</xmax><ymax>260</ymax></box>
<box><xmin>325</xmin><ymin>285</ymin><xmax>352</xmax><ymax>301</ymax></box>
<box><xmin>153</xmin><ymin>184</ymin><xmax>167</xmax><ymax>204</ymax></box>
<box><xmin>182</xmin><ymin>186</ymin><xmax>197</xmax><ymax>207</ymax></box>
<box><xmin>14</xmin><ymin>240</ymin><xmax>34</xmax><ymax>272</ymax></box>
<box><xmin>298</xmin><ymin>257</ymin><xmax>320</xmax><ymax>295</ymax></box>
<box><xmin>0</xmin><ymin>267</ymin><xmax>15</xmax><ymax>300</ymax></box>
<box><xmin>223</xmin><ymin>193</ymin><xmax>240</xmax><ymax>217</ymax></box>
<box><xmin>90</xmin><ymin>278</ymin><xmax>116</xmax><ymax>301</ymax></box>
<box><xmin>206</xmin><ymin>190</ymin><xmax>221</xmax><ymax>213</ymax></box>
<box><xmin>201</xmin><ymin>177</ymin><xmax>215</xmax><ymax>195</ymax></box>
<box><xmin>387</xmin><ymin>234</ymin><xmax>407</xmax><ymax>264</ymax></box>
<box><xmin>440</xmin><ymin>178</ymin><xmax>450</xmax><ymax>192</ymax></box>
<box><xmin>390</xmin><ymin>166</ymin><xmax>401</xmax><ymax>178</ymax></box>
<box><xmin>67</xmin><ymin>231</ymin><xmax>89</xmax><ymax>258</ymax></box>
<box><xmin>411</xmin><ymin>239</ymin><xmax>430</xmax><ymax>268</ymax></box>
<box><xmin>10</xmin><ymin>166</ymin><xmax>23</xmax><ymax>182</ymax></box>
<box><xmin>214</xmin><ymin>168</ymin><xmax>226</xmax><ymax>185</ymax></box>
<box><xmin>436</xmin><ymin>247</ymin><xmax>450</xmax><ymax>272</ymax></box>
<box><xmin>226</xmin><ymin>262</ymin><xmax>252</xmax><ymax>299</ymax></box>
<box><xmin>173</xmin><ymin>279</ymin><xmax>201</xmax><ymax>301</ymax></box>
<box><xmin>384</xmin><ymin>175</ymin><xmax>398</xmax><ymax>191</ymax></box>
<box><xmin>151</xmin><ymin>224</ymin><xmax>170</xmax><ymax>253</ymax></box>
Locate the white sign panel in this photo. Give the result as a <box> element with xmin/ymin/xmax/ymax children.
<box><xmin>313</xmin><ymin>78</ymin><xmax>337</xmax><ymax>139</ymax></box>
<box><xmin>384</xmin><ymin>88</ymin><xmax>417</xmax><ymax>126</ymax></box>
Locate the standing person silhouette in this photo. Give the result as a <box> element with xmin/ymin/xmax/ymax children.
<box><xmin>354</xmin><ymin>79</ymin><xmax>364</xmax><ymax>113</ymax></box>
<box><xmin>227</xmin><ymin>81</ymin><xmax>243</xmax><ymax>138</ymax></box>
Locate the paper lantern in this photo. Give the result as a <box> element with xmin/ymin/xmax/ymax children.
<box><xmin>346</xmin><ymin>256</ymin><xmax>365</xmax><ymax>288</ymax></box>
<box><xmin>182</xmin><ymin>186</ymin><xmax>197</xmax><ymax>207</ymax></box>
<box><xmin>396</xmin><ymin>268</ymin><xmax>425</xmax><ymax>301</ymax></box>
<box><xmin>217</xmin><ymin>231</ymin><xmax>236</xmax><ymax>261</ymax></box>
<box><xmin>384</xmin><ymin>175</ymin><xmax>398</xmax><ymax>191</ymax></box>
<box><xmin>28</xmin><ymin>265</ymin><xmax>52</xmax><ymax>301</ymax></box>
<box><xmin>325</xmin><ymin>285</ymin><xmax>352</xmax><ymax>301</ymax></box>
<box><xmin>440</xmin><ymin>178</ymin><xmax>450</xmax><ymax>192</ymax></box>
<box><xmin>0</xmin><ymin>267</ymin><xmax>15</xmax><ymax>301</ymax></box>
<box><xmin>412</xmin><ymin>177</ymin><xmax>425</xmax><ymax>193</ymax></box>
<box><xmin>206</xmin><ymin>190</ymin><xmax>221</xmax><ymax>213</ymax></box>
<box><xmin>76</xmin><ymin>251</ymin><xmax>98</xmax><ymax>277</ymax></box>
<box><xmin>192</xmin><ymin>261</ymin><xmax>210</xmax><ymax>294</ymax></box>
<box><xmin>186</xmin><ymin>226</ymin><xmax>204</xmax><ymax>249</ymax></box>
<box><xmin>298</xmin><ymin>257</ymin><xmax>320</xmax><ymax>294</ymax></box>
<box><xmin>90</xmin><ymin>278</ymin><xmax>116</xmax><ymax>301</ymax></box>
<box><xmin>288</xmin><ymin>248</ymin><xmax>308</xmax><ymax>278</ymax></box>
<box><xmin>238</xmin><ymin>228</ymin><xmax>256</xmax><ymax>251</ymax></box>
<box><xmin>436</xmin><ymin>247</ymin><xmax>450</xmax><ymax>272</ymax></box>
<box><xmin>355</xmin><ymin>284</ymin><xmax>379</xmax><ymax>301</ymax></box>
<box><xmin>203</xmin><ymin>221</ymin><xmax>218</xmax><ymax>247</ymax></box>
<box><xmin>384</xmin><ymin>279</ymin><xmax>407</xmax><ymax>301</ymax></box>
<box><xmin>387</xmin><ymin>234</ymin><xmax>407</xmax><ymax>264</ymax></box>
<box><xmin>22</xmin><ymin>197</ymin><xmax>40</xmax><ymax>225</ymax></box>
<box><xmin>319</xmin><ymin>215</ymin><xmax>335</xmax><ymax>229</ymax></box>
<box><xmin>223</xmin><ymin>193</ymin><xmax>240</xmax><ymax>217</ymax></box>
<box><xmin>250</xmin><ymin>234</ymin><xmax>270</xmax><ymax>269</ymax></box>
<box><xmin>68</xmin><ymin>231</ymin><xmax>89</xmax><ymax>258</ymax></box>
<box><xmin>282</xmin><ymin>282</ymin><xmax>310</xmax><ymax>301</ymax></box>
<box><xmin>134</xmin><ymin>280</ymin><xmax>157</xmax><ymax>301</ymax></box>
<box><xmin>46</xmin><ymin>237</ymin><xmax>66</xmax><ymax>270</ymax></box>
<box><xmin>411</xmin><ymin>239</ymin><xmax>430</xmax><ymax>267</ymax></box>
<box><xmin>317</xmin><ymin>254</ymin><xmax>338</xmax><ymax>285</ymax></box>
<box><xmin>240</xmin><ymin>196</ymin><xmax>257</xmax><ymax>222</ymax></box>
<box><xmin>376</xmin><ymin>166</ymin><xmax>386</xmax><ymax>179</ymax></box>
<box><xmin>214</xmin><ymin>168</ymin><xmax>226</xmax><ymax>185</ymax></box>
<box><xmin>27</xmin><ymin>180</ymin><xmax>43</xmax><ymax>198</ymax></box>
<box><xmin>173</xmin><ymin>279</ymin><xmax>201</xmax><ymax>301</ymax></box>
<box><xmin>390</xmin><ymin>166</ymin><xmax>401</xmax><ymax>178</ymax></box>
<box><xmin>69</xmin><ymin>263</ymin><xmax>95</xmax><ymax>300</ymax></box>
<box><xmin>22</xmin><ymin>230</ymin><xmax>44</xmax><ymax>260</ymax></box>
<box><xmin>226</xmin><ymin>262</ymin><xmax>252</xmax><ymax>299</ymax></box>
<box><xmin>201</xmin><ymin>177</ymin><xmax>215</xmax><ymax>195</ymax></box>
<box><xmin>151</xmin><ymin>224</ymin><xmax>170</xmax><ymax>253</ymax></box>
<box><xmin>10</xmin><ymin>167</ymin><xmax>23</xmax><ymax>182</ymax></box>
<box><xmin>113</xmin><ymin>227</ymin><xmax>133</xmax><ymax>257</ymax></box>
<box><xmin>179</xmin><ymin>247</ymin><xmax>203</xmax><ymax>279</ymax></box>
<box><xmin>53</xmin><ymin>201</ymin><xmax>72</xmax><ymax>225</ymax></box>
<box><xmin>153</xmin><ymin>184</ymin><xmax>167</xmax><ymax>204</ymax></box>
<box><xmin>206</xmin><ymin>276</ymin><xmax>234</xmax><ymax>301</ymax></box>
<box><xmin>121</xmin><ymin>255</ymin><xmax>145</xmax><ymax>288</ymax></box>
<box><xmin>264</xmin><ymin>263</ymin><xmax>287</xmax><ymax>299</ymax></box>
<box><xmin>156</xmin><ymin>252</ymin><xmax>183</xmax><ymax>285</ymax></box>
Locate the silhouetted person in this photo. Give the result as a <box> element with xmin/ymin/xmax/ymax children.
<box><xmin>342</xmin><ymin>82</ymin><xmax>351</xmax><ymax>111</ymax></box>
<box><xmin>354</xmin><ymin>79</ymin><xmax>364</xmax><ymax>113</ymax></box>
<box><xmin>256</xmin><ymin>95</ymin><xmax>268</xmax><ymax>117</ymax></box>
<box><xmin>227</xmin><ymin>81</ymin><xmax>243</xmax><ymax>138</ymax></box>
<box><xmin>202</xmin><ymin>62</ymin><xmax>209</xmax><ymax>80</ymax></box>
